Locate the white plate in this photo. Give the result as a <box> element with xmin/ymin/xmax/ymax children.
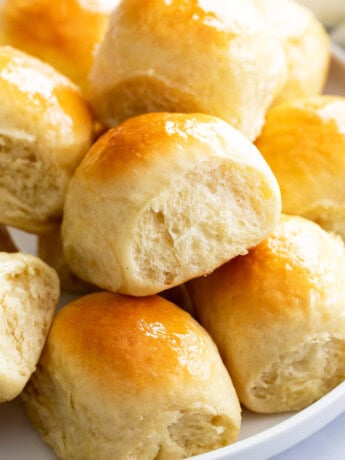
<box><xmin>1</xmin><ymin>45</ymin><xmax>345</xmax><ymax>460</ymax></box>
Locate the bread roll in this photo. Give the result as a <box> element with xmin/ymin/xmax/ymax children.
<box><xmin>188</xmin><ymin>215</ymin><xmax>345</xmax><ymax>413</ymax></box>
<box><xmin>255</xmin><ymin>95</ymin><xmax>345</xmax><ymax>240</ymax></box>
<box><xmin>62</xmin><ymin>112</ymin><xmax>281</xmax><ymax>296</ymax></box>
<box><xmin>23</xmin><ymin>292</ymin><xmax>241</xmax><ymax>460</ymax></box>
<box><xmin>38</xmin><ymin>225</ymin><xmax>96</xmax><ymax>294</ymax></box>
<box><xmin>0</xmin><ymin>252</ymin><xmax>59</xmax><ymax>403</ymax></box>
<box><xmin>252</xmin><ymin>0</ymin><xmax>329</xmax><ymax>105</ymax></box>
<box><xmin>0</xmin><ymin>46</ymin><xmax>93</xmax><ymax>233</ymax></box>
<box><xmin>88</xmin><ymin>0</ymin><xmax>287</xmax><ymax>141</ymax></box>
<box><xmin>1</xmin><ymin>0</ymin><xmax>118</xmax><ymax>91</ymax></box>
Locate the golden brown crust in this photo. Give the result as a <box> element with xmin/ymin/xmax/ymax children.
<box><xmin>0</xmin><ymin>46</ymin><xmax>93</xmax><ymax>232</ymax></box>
<box><xmin>255</xmin><ymin>95</ymin><xmax>345</xmax><ymax>239</ymax></box>
<box><xmin>88</xmin><ymin>0</ymin><xmax>286</xmax><ymax>140</ymax></box>
<box><xmin>1</xmin><ymin>0</ymin><xmax>116</xmax><ymax>90</ymax></box>
<box><xmin>24</xmin><ymin>292</ymin><xmax>241</xmax><ymax>459</ymax></box>
<box><xmin>62</xmin><ymin>112</ymin><xmax>281</xmax><ymax>295</ymax></box>
<box><xmin>48</xmin><ymin>292</ymin><xmax>222</xmax><ymax>389</ymax></box>
<box><xmin>188</xmin><ymin>215</ymin><xmax>345</xmax><ymax>413</ymax></box>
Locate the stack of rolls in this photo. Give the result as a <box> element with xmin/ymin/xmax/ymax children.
<box><xmin>0</xmin><ymin>1</ymin><xmax>344</xmax><ymax>460</ymax></box>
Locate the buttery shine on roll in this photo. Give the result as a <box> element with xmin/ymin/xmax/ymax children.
<box><xmin>23</xmin><ymin>292</ymin><xmax>241</xmax><ymax>460</ymax></box>
<box><xmin>0</xmin><ymin>46</ymin><xmax>93</xmax><ymax>233</ymax></box>
<box><xmin>255</xmin><ymin>95</ymin><xmax>345</xmax><ymax>240</ymax></box>
<box><xmin>188</xmin><ymin>215</ymin><xmax>345</xmax><ymax>413</ymax></box>
<box><xmin>62</xmin><ymin>112</ymin><xmax>281</xmax><ymax>296</ymax></box>
<box><xmin>88</xmin><ymin>0</ymin><xmax>287</xmax><ymax>141</ymax></box>
<box><xmin>1</xmin><ymin>0</ymin><xmax>118</xmax><ymax>91</ymax></box>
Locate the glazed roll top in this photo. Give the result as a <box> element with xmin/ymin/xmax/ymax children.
<box><xmin>188</xmin><ymin>215</ymin><xmax>345</xmax><ymax>413</ymax></box>
<box><xmin>88</xmin><ymin>0</ymin><xmax>287</xmax><ymax>140</ymax></box>
<box><xmin>255</xmin><ymin>95</ymin><xmax>345</xmax><ymax>240</ymax></box>
<box><xmin>62</xmin><ymin>112</ymin><xmax>281</xmax><ymax>296</ymax></box>
<box><xmin>23</xmin><ymin>292</ymin><xmax>241</xmax><ymax>460</ymax></box>
<box><xmin>0</xmin><ymin>46</ymin><xmax>93</xmax><ymax>233</ymax></box>
<box><xmin>1</xmin><ymin>0</ymin><xmax>118</xmax><ymax>90</ymax></box>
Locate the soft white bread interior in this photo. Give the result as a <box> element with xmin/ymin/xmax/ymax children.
<box><xmin>38</xmin><ymin>225</ymin><xmax>96</xmax><ymax>294</ymax></box>
<box><xmin>188</xmin><ymin>215</ymin><xmax>345</xmax><ymax>413</ymax></box>
<box><xmin>0</xmin><ymin>0</ymin><xmax>118</xmax><ymax>91</ymax></box>
<box><xmin>0</xmin><ymin>252</ymin><xmax>59</xmax><ymax>403</ymax></box>
<box><xmin>0</xmin><ymin>46</ymin><xmax>93</xmax><ymax>233</ymax></box>
<box><xmin>23</xmin><ymin>292</ymin><xmax>241</xmax><ymax>460</ymax></box>
<box><xmin>253</xmin><ymin>0</ymin><xmax>329</xmax><ymax>105</ymax></box>
<box><xmin>62</xmin><ymin>112</ymin><xmax>281</xmax><ymax>296</ymax></box>
<box><xmin>88</xmin><ymin>0</ymin><xmax>287</xmax><ymax>141</ymax></box>
<box><xmin>255</xmin><ymin>95</ymin><xmax>345</xmax><ymax>241</ymax></box>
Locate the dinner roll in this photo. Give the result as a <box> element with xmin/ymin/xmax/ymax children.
<box><xmin>188</xmin><ymin>215</ymin><xmax>345</xmax><ymax>413</ymax></box>
<box><xmin>0</xmin><ymin>252</ymin><xmax>59</xmax><ymax>403</ymax></box>
<box><xmin>0</xmin><ymin>46</ymin><xmax>93</xmax><ymax>233</ymax></box>
<box><xmin>1</xmin><ymin>0</ymin><xmax>118</xmax><ymax>91</ymax></box>
<box><xmin>62</xmin><ymin>113</ymin><xmax>281</xmax><ymax>296</ymax></box>
<box><xmin>252</xmin><ymin>0</ymin><xmax>329</xmax><ymax>105</ymax></box>
<box><xmin>38</xmin><ymin>225</ymin><xmax>96</xmax><ymax>293</ymax></box>
<box><xmin>23</xmin><ymin>292</ymin><xmax>241</xmax><ymax>460</ymax></box>
<box><xmin>88</xmin><ymin>0</ymin><xmax>287</xmax><ymax>141</ymax></box>
<box><xmin>255</xmin><ymin>95</ymin><xmax>345</xmax><ymax>240</ymax></box>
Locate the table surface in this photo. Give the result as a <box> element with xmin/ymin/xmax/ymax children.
<box><xmin>271</xmin><ymin>410</ymin><xmax>345</xmax><ymax>460</ymax></box>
